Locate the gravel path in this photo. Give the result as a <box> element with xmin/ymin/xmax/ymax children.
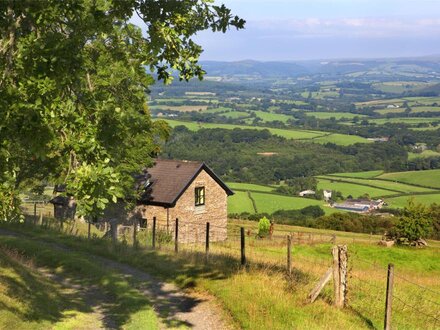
<box><xmin>0</xmin><ymin>228</ymin><xmax>234</xmax><ymax>330</ymax></box>
<box><xmin>39</xmin><ymin>267</ymin><xmax>118</xmax><ymax>329</ymax></box>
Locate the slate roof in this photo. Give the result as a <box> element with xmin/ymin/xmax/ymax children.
<box><xmin>138</xmin><ymin>159</ymin><xmax>233</xmax><ymax>207</ymax></box>
<box><xmin>49</xmin><ymin>195</ymin><xmax>69</xmax><ymax>205</ymax></box>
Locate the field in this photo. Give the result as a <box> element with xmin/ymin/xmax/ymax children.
<box><xmin>159</xmin><ymin>119</ymin><xmax>371</xmax><ymax>146</ymax></box>
<box><xmin>317</xmin><ymin>178</ymin><xmax>394</xmax><ymax>198</ymax></box>
<box><xmin>226</xmin><ymin>182</ymin><xmax>337</xmax><ymax>215</ymax></box>
<box><xmin>318</xmin><ymin>176</ymin><xmax>436</xmax><ymax>194</ymax></box>
<box><xmin>228</xmin><ymin>169</ymin><xmax>440</xmax><ymax>214</ymax></box>
<box><xmin>327</xmin><ymin>170</ymin><xmax>384</xmax><ymax>178</ymax></box>
<box><xmin>253</xmin><ymin>110</ymin><xmax>293</xmax><ymax>123</ymax></box>
<box><xmin>378</xmin><ymin>169</ymin><xmax>440</xmax><ymax>189</ymax></box>
<box><xmin>304</xmin><ymin>112</ymin><xmax>367</xmax><ymax>120</ymax></box>
<box><xmin>408</xmin><ymin>150</ymin><xmax>440</xmax><ymax>160</ymax></box>
<box><xmin>368</xmin><ymin>117</ymin><xmax>437</xmax><ymax>125</ymax></box>
<box><xmin>226</xmin><ymin>182</ymin><xmax>275</xmax><ymax>193</ymax></box>
<box><xmin>220</xmin><ymin>111</ymin><xmax>249</xmax><ymax>119</ymax></box>
<box><xmin>356</xmin><ymin>96</ymin><xmax>440</xmax><ymax>108</ymax></box>
<box><xmin>150</xmin><ymin>105</ymin><xmax>209</xmax><ymax>112</ymax></box>
<box><xmin>411</xmin><ymin>106</ymin><xmax>440</xmax><ymax>113</ymax></box>
<box><xmin>385</xmin><ymin>194</ymin><xmax>440</xmax><ymax>208</ymax></box>
<box><xmin>0</xmin><ymin>221</ymin><xmax>439</xmax><ymax>330</ymax></box>
<box><xmin>251</xmin><ymin>192</ymin><xmax>333</xmax><ymax>214</ymax></box>
<box><xmin>228</xmin><ymin>191</ymin><xmax>256</xmax><ymax>214</ymax></box>
<box><xmin>372</xmin><ymin>81</ymin><xmax>432</xmax><ymax>94</ymax></box>
<box><xmin>374</xmin><ymin>108</ymin><xmax>406</xmax><ymax>115</ymax></box>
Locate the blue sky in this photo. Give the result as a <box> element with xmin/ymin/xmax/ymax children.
<box><xmin>192</xmin><ymin>0</ymin><xmax>440</xmax><ymax>61</ymax></box>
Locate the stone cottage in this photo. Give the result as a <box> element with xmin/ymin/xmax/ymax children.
<box><xmin>137</xmin><ymin>159</ymin><xmax>234</xmax><ymax>243</ymax></box>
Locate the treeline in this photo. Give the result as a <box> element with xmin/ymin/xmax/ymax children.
<box><xmin>162</xmin><ymin>127</ymin><xmax>410</xmax><ymax>183</ymax></box>
<box><xmin>232</xmin><ymin>204</ymin><xmax>440</xmax><ymax>240</ymax></box>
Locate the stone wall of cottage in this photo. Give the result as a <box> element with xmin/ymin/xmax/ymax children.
<box><xmin>139</xmin><ymin>169</ymin><xmax>228</xmax><ymax>243</ymax></box>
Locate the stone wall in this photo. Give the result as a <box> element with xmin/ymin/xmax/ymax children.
<box><xmin>139</xmin><ymin>169</ymin><xmax>228</xmax><ymax>243</ymax></box>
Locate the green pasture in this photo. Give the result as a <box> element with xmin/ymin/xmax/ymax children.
<box><xmin>220</xmin><ymin>111</ymin><xmax>249</xmax><ymax>119</ymax></box>
<box><xmin>372</xmin><ymin>82</ymin><xmax>430</xmax><ymax>94</ymax></box>
<box><xmin>228</xmin><ymin>191</ymin><xmax>255</xmax><ymax>214</ymax></box>
<box><xmin>253</xmin><ymin>110</ymin><xmax>293</xmax><ymax>123</ymax></box>
<box><xmin>317</xmin><ymin>178</ymin><xmax>393</xmax><ymax>199</ymax></box>
<box><xmin>378</xmin><ymin>169</ymin><xmax>440</xmax><ymax>189</ymax></box>
<box><xmin>411</xmin><ymin>106</ymin><xmax>440</xmax><ymax>113</ymax></box>
<box><xmin>410</xmin><ymin>126</ymin><xmax>440</xmax><ymax>131</ymax></box>
<box><xmin>355</xmin><ymin>98</ymin><xmax>405</xmax><ymax>108</ymax></box>
<box><xmin>150</xmin><ymin>104</ymin><xmax>208</xmax><ymax>112</ymax></box>
<box><xmin>227</xmin><ymin>189</ymin><xmax>336</xmax><ymax>215</ymax></box>
<box><xmin>357</xmin><ymin>96</ymin><xmax>440</xmax><ymax>108</ymax></box>
<box><xmin>301</xmin><ymin>91</ymin><xmax>340</xmax><ymax>99</ymax></box>
<box><xmin>408</xmin><ymin>150</ymin><xmax>440</xmax><ymax>160</ymax></box>
<box><xmin>369</xmin><ymin>117</ymin><xmax>437</xmax><ymax>125</ymax></box>
<box><xmin>374</xmin><ymin>108</ymin><xmax>405</xmax><ymax>115</ymax></box>
<box><xmin>319</xmin><ymin>176</ymin><xmax>436</xmax><ymax>194</ymax></box>
<box><xmin>305</xmin><ymin>112</ymin><xmax>367</xmax><ymax>120</ymax></box>
<box><xmin>205</xmin><ymin>106</ymin><xmax>234</xmax><ymax>113</ymax></box>
<box><xmin>272</xmin><ymin>99</ymin><xmax>308</xmax><ymax>105</ymax></box>
<box><xmin>327</xmin><ymin>170</ymin><xmax>384</xmax><ymax>179</ymax></box>
<box><xmin>386</xmin><ymin>194</ymin><xmax>440</xmax><ymax>208</ymax></box>
<box><xmin>160</xmin><ymin>119</ymin><xmax>371</xmax><ymax>145</ymax></box>
<box><xmin>226</xmin><ymin>182</ymin><xmax>275</xmax><ymax>193</ymax></box>
<box><xmin>157</xmin><ymin>119</ymin><xmax>370</xmax><ymax>145</ymax></box>
<box><xmin>251</xmin><ymin>192</ymin><xmax>334</xmax><ymax>214</ymax></box>
<box><xmin>311</xmin><ymin>133</ymin><xmax>370</xmax><ymax>145</ymax></box>
<box><xmin>152</xmin><ymin>98</ymin><xmax>183</xmax><ymax>103</ymax></box>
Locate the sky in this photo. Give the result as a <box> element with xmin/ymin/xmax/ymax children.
<box><xmin>190</xmin><ymin>0</ymin><xmax>440</xmax><ymax>61</ymax></box>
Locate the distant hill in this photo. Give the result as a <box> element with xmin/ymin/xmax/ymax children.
<box><xmin>199</xmin><ymin>56</ymin><xmax>440</xmax><ymax>79</ymax></box>
<box><xmin>199</xmin><ymin>60</ymin><xmax>309</xmax><ymax>77</ymax></box>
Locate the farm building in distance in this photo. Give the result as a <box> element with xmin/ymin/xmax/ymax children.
<box><xmin>298</xmin><ymin>190</ymin><xmax>316</xmax><ymax>197</ymax></box>
<box><xmin>137</xmin><ymin>159</ymin><xmax>234</xmax><ymax>243</ymax></box>
<box><xmin>333</xmin><ymin>199</ymin><xmax>384</xmax><ymax>213</ymax></box>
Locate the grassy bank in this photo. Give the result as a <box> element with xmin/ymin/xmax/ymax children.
<box><xmin>0</xmin><ymin>232</ymin><xmax>159</xmax><ymax>330</ymax></box>
<box><xmin>1</xmin><ymin>220</ymin><xmax>439</xmax><ymax>329</ymax></box>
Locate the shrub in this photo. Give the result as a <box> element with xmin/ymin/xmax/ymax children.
<box><xmin>257</xmin><ymin>216</ymin><xmax>271</xmax><ymax>238</ymax></box>
<box><xmin>395</xmin><ymin>200</ymin><xmax>432</xmax><ymax>243</ymax></box>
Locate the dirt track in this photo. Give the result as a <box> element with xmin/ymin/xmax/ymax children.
<box><xmin>0</xmin><ymin>228</ymin><xmax>234</xmax><ymax>330</ymax></box>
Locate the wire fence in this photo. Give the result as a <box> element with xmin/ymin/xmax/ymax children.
<box><xmin>18</xmin><ymin>204</ymin><xmax>440</xmax><ymax>329</ymax></box>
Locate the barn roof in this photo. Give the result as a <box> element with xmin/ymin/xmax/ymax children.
<box><xmin>138</xmin><ymin>159</ymin><xmax>233</xmax><ymax>207</ymax></box>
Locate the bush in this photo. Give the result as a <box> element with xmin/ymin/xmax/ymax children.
<box><xmin>395</xmin><ymin>200</ymin><xmax>432</xmax><ymax>243</ymax></box>
<box><xmin>257</xmin><ymin>216</ymin><xmax>271</xmax><ymax>238</ymax></box>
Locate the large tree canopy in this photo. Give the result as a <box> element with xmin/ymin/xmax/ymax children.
<box><xmin>0</xmin><ymin>0</ymin><xmax>245</xmax><ymax>221</ymax></box>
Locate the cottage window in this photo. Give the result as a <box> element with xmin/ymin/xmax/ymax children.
<box><xmin>195</xmin><ymin>187</ymin><xmax>205</xmax><ymax>206</ymax></box>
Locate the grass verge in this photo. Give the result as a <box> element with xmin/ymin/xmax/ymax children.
<box><xmin>0</xmin><ymin>233</ymin><xmax>159</xmax><ymax>330</ymax></box>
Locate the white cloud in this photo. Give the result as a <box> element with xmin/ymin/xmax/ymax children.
<box><xmin>247</xmin><ymin>17</ymin><xmax>440</xmax><ymax>38</ymax></box>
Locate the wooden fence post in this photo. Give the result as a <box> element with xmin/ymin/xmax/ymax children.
<box><xmin>111</xmin><ymin>222</ymin><xmax>118</xmax><ymax>244</ymax></box>
<box><xmin>205</xmin><ymin>222</ymin><xmax>210</xmax><ymax>261</ymax></box>
<box><xmin>174</xmin><ymin>218</ymin><xmax>179</xmax><ymax>253</ymax></box>
<box><xmin>241</xmin><ymin>227</ymin><xmax>246</xmax><ymax>266</ymax></box>
<box><xmin>133</xmin><ymin>219</ymin><xmax>138</xmax><ymax>248</ymax></box>
<box><xmin>88</xmin><ymin>221</ymin><xmax>91</xmax><ymax>239</ymax></box>
<box><xmin>332</xmin><ymin>245</ymin><xmax>348</xmax><ymax>308</ymax></box>
<box><xmin>38</xmin><ymin>212</ymin><xmax>43</xmax><ymax>227</ymax></box>
<box><xmin>287</xmin><ymin>234</ymin><xmax>292</xmax><ymax>276</ymax></box>
<box><xmin>34</xmin><ymin>202</ymin><xmax>37</xmax><ymax>219</ymax></box>
<box><xmin>152</xmin><ymin>216</ymin><xmax>156</xmax><ymax>249</ymax></box>
<box><xmin>384</xmin><ymin>263</ymin><xmax>394</xmax><ymax>330</ymax></box>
